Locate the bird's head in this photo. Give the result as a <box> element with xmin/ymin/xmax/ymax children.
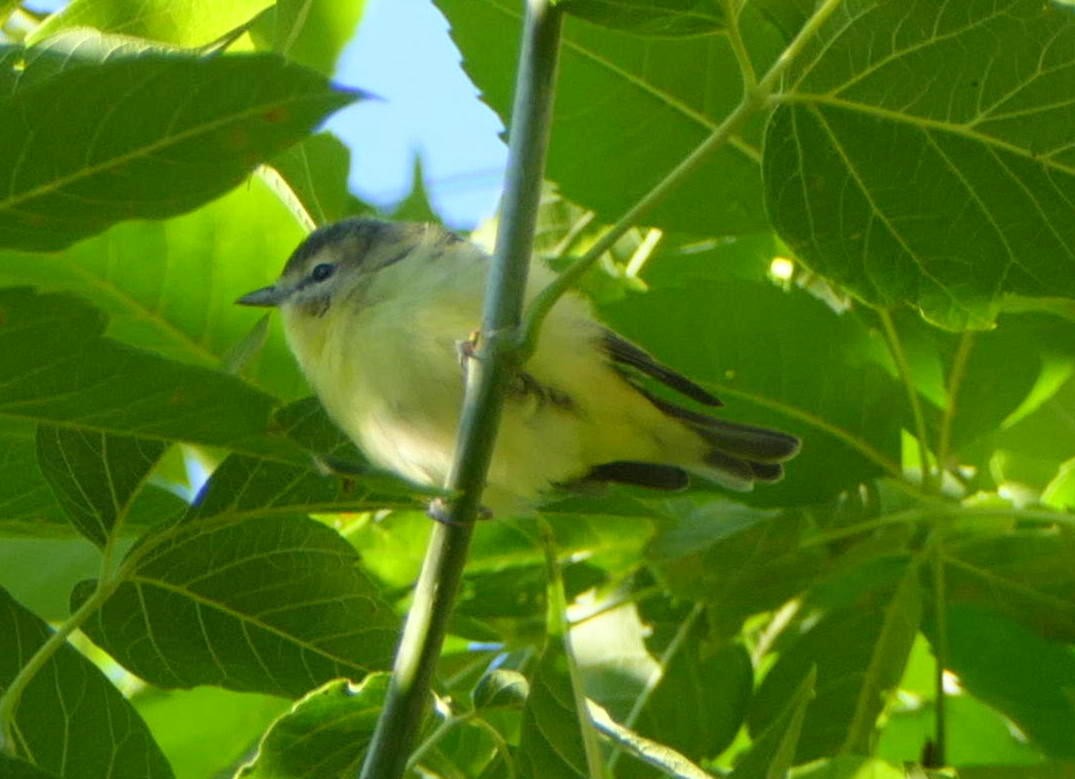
<box><xmin>236</xmin><ymin>217</ymin><xmax>430</xmax><ymax>319</ymax></box>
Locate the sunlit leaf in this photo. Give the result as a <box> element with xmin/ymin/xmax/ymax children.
<box><xmin>749</xmin><ymin>560</ymin><xmax>922</xmax><ymax>761</ymax></box>
<box><xmin>0</xmin><ymin>179</ymin><xmax>310</xmax><ymax>400</ymax></box>
<box><xmin>0</xmin><ymin>288</ymin><xmax>277</xmax><ymax>449</ymax></box>
<box><xmin>0</xmin><ymin>52</ymin><xmax>357</xmax><ymax>250</ymax></box>
<box><xmin>266</xmin><ymin>133</ymin><xmax>359</xmax><ymax>229</ymax></box>
<box><xmin>237</xmin><ymin>675</ymin><xmax>388</xmax><ymax>778</ymax></box>
<box><xmin>765</xmin><ymin>0</ymin><xmax>1075</xmax><ymax>329</ymax></box>
<box><xmin>135</xmin><ymin>686</ymin><xmax>287</xmax><ymax>779</ymax></box>
<box><xmin>254</xmin><ymin>0</ymin><xmax>367</xmax><ymax>76</ymax></box>
<box><xmin>552</xmin><ymin>0</ymin><xmax>726</xmax><ymax>36</ymax></box>
<box><xmin>28</xmin><ymin>0</ymin><xmax>273</xmax><ymax>48</ymax></box>
<box><xmin>939</xmin><ymin>605</ymin><xmax>1075</xmax><ymax>758</ymax></box>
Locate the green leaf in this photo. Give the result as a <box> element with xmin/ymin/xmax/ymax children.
<box><xmin>939</xmin><ymin>605</ymin><xmax>1075</xmax><ymax>758</ymax></box>
<box><xmin>436</xmin><ymin>0</ymin><xmax>786</xmax><ymax>235</ymax></box>
<box><xmin>752</xmin><ymin>0</ymin><xmax>813</xmax><ymax>43</ymax></box>
<box><xmin>749</xmin><ymin>560</ymin><xmax>922</xmax><ymax>761</ymax></box>
<box><xmin>623</xmin><ymin>639</ymin><xmax>752</xmax><ymax>776</ymax></box>
<box><xmin>135</xmin><ymin>686</ymin><xmax>288</xmax><ymax>779</ymax></box>
<box><xmin>266</xmin><ymin>133</ymin><xmax>359</xmax><ymax>228</ymax></box>
<box><xmin>552</xmin><ymin>0</ymin><xmax>726</xmax><ymax>36</ymax></box>
<box><xmin>519</xmin><ymin>526</ymin><xmax>603</xmax><ymax>779</ymax></box>
<box><xmin>0</xmin><ymin>754</ymin><xmax>59</xmax><ymax>778</ymax></box>
<box><xmin>0</xmin><ymin>52</ymin><xmax>357</xmax><ymax>250</ymax></box>
<box><xmin>790</xmin><ymin>756</ymin><xmax>906</xmax><ymax>779</ymax></box>
<box><xmin>5</xmin><ymin>30</ymin><xmax>177</xmax><ymax>93</ymax></box>
<box><xmin>519</xmin><ymin>639</ymin><xmax>592</xmax><ymax>779</ymax></box>
<box><xmin>0</xmin><ymin>588</ymin><xmax>173</xmax><ymax>778</ymax></box>
<box><xmin>589</xmin><ymin>699</ymin><xmax>717</xmax><ymax>779</ymax></box>
<box><xmin>474</xmin><ymin>668</ymin><xmax>531</xmax><ymax>709</ymax></box>
<box><xmin>184</xmin><ymin>451</ymin><xmax>426</xmax><ymax>524</ymax></box>
<box><xmin>944</xmin><ymin>529</ymin><xmax>1075</xmax><ymax>642</ymax></box>
<box><xmin>0</xmin><ymin>177</ymin><xmax>310</xmax><ymax>400</ymax></box>
<box><xmin>77</xmin><ymin>514</ymin><xmax>400</xmax><ymax>698</ymax></box>
<box><xmin>0</xmin><ymin>0</ymin><xmax>20</xmax><ymax>27</ymax></box>
<box><xmin>0</xmin><ymin>421</ymin><xmax>67</xmax><ymax>532</ymax></box>
<box><xmin>765</xmin><ymin>0</ymin><xmax>1075</xmax><ymax>329</ymax></box>
<box><xmin>28</xmin><ymin>0</ymin><xmax>273</xmax><ymax>48</ymax></box>
<box><xmin>883</xmin><ymin>311</ymin><xmax>1075</xmax><ymax>469</ymax></box>
<box><xmin>36</xmin><ymin>427</ymin><xmax>166</xmax><ymax>546</ymax></box>
<box><xmin>255</xmin><ymin>0</ymin><xmax>367</xmax><ymax>76</ymax></box>
<box><xmin>2</xmin><ymin>423</ymin><xmax>186</xmax><ymax>538</ymax></box>
<box><xmin>729</xmin><ymin>666</ymin><xmax>814</xmax><ymax>779</ymax></box>
<box><xmin>648</xmin><ymin>504</ymin><xmax>827</xmax><ymax>638</ymax></box>
<box><xmin>597</xmin><ymin>270</ymin><xmax>906</xmax><ymax>506</ymax></box>
<box><xmin>0</xmin><ymin>288</ymin><xmax>277</xmax><ymax>449</ymax></box>
<box><xmin>960</xmin><ymin>765</ymin><xmax>1075</xmax><ymax>779</ymax></box>
<box><xmin>390</xmin><ymin>156</ymin><xmax>441</xmax><ymax>224</ymax></box>
<box><xmin>878</xmin><ymin>677</ymin><xmax>1045</xmax><ymax>767</ymax></box>
<box><xmin>0</xmin><ymin>537</ymin><xmax>102</xmax><ymax>620</ymax></box>
<box><xmin>236</xmin><ymin>674</ymin><xmax>389</xmax><ymax>778</ymax></box>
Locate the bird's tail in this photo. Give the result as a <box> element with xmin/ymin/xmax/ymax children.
<box><xmin>644</xmin><ymin>391</ymin><xmax>800</xmax><ymax>491</ymax></box>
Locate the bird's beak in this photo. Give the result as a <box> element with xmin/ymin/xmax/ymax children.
<box><xmin>236</xmin><ymin>285</ymin><xmax>287</xmax><ymax>307</ymax></box>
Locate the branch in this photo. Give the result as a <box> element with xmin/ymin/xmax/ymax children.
<box><xmin>518</xmin><ymin>0</ymin><xmax>849</xmax><ymax>360</ymax></box>
<box><xmin>358</xmin><ymin>2</ymin><xmax>563</xmax><ymax>777</ymax></box>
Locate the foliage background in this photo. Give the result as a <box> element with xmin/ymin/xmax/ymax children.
<box><xmin>1</xmin><ymin>0</ymin><xmax>1074</xmax><ymax>777</ymax></box>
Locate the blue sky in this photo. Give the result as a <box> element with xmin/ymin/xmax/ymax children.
<box><xmin>326</xmin><ymin>0</ymin><xmax>508</xmax><ymax>227</ymax></box>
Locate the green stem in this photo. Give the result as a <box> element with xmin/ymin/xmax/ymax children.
<box><xmin>539</xmin><ymin>518</ymin><xmax>606</xmax><ymax>779</ymax></box>
<box><xmin>358</xmin><ymin>3</ymin><xmax>563</xmax><ymax>777</ymax></box>
<box><xmin>0</xmin><ymin>573</ymin><xmax>121</xmax><ymax>753</ymax></box>
<box><xmin>936</xmin><ymin>331</ymin><xmax>974</xmax><ymax>476</ymax></box>
<box><xmin>879</xmin><ymin>309</ymin><xmax>934</xmax><ymax>490</ymax></box>
<box><xmin>518</xmin><ymin>0</ymin><xmax>848</xmax><ymax>359</ymax></box>
<box><xmin>722</xmin><ymin>0</ymin><xmax>757</xmax><ymax>90</ymax></box>
<box><xmin>929</xmin><ymin>538</ymin><xmax>949</xmax><ymax>767</ymax></box>
<box><xmin>607</xmin><ymin>603</ymin><xmax>703</xmax><ymax>773</ymax></box>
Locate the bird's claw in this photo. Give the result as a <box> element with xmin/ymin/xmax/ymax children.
<box><xmin>427</xmin><ymin>497</ymin><xmax>493</xmax><ymax>525</ymax></box>
<box><xmin>456</xmin><ymin>329</ymin><xmax>481</xmax><ymax>373</ymax></box>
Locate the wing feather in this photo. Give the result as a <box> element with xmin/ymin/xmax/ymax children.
<box><xmin>602</xmin><ymin>330</ymin><xmax>721</xmax><ymax>407</ymax></box>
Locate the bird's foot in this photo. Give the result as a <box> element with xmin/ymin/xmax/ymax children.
<box><xmin>427</xmin><ymin>497</ymin><xmax>493</xmax><ymax>525</ymax></box>
<box><xmin>456</xmin><ymin>329</ymin><xmax>482</xmax><ymax>373</ymax></box>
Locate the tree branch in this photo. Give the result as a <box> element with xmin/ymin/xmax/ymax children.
<box><xmin>358</xmin><ymin>2</ymin><xmax>563</xmax><ymax>777</ymax></box>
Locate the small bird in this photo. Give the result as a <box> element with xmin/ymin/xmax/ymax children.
<box><xmin>237</xmin><ymin>218</ymin><xmax>799</xmax><ymax>514</ymax></box>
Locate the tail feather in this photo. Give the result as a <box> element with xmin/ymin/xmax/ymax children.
<box><xmin>584</xmin><ymin>461</ymin><xmax>689</xmax><ymax>490</ymax></box>
<box><xmin>641</xmin><ymin>389</ymin><xmax>800</xmax><ymax>463</ymax></box>
<box><xmin>695</xmin><ymin>417</ymin><xmax>801</xmax><ymax>464</ymax></box>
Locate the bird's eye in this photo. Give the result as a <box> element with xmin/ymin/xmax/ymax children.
<box><xmin>310</xmin><ymin>263</ymin><xmax>335</xmax><ymax>282</ymax></box>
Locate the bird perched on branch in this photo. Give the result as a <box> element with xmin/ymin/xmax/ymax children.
<box><xmin>237</xmin><ymin>218</ymin><xmax>799</xmax><ymax>515</ymax></box>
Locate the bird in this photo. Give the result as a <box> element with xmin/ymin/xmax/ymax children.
<box><xmin>236</xmin><ymin>217</ymin><xmax>799</xmax><ymax>515</ymax></box>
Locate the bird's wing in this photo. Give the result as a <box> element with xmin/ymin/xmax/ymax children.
<box><xmin>601</xmin><ymin>329</ymin><xmax>722</xmax><ymax>407</ymax></box>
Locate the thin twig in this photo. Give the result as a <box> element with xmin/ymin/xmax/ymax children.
<box><xmin>518</xmin><ymin>0</ymin><xmax>849</xmax><ymax>360</ymax></box>
<box><xmin>608</xmin><ymin>603</ymin><xmax>704</xmax><ymax>773</ymax></box>
<box><xmin>879</xmin><ymin>309</ymin><xmax>934</xmax><ymax>490</ymax></box>
<box><xmin>929</xmin><ymin>537</ymin><xmax>949</xmax><ymax>767</ymax></box>
<box><xmin>358</xmin><ymin>3</ymin><xmax>564</xmax><ymax>777</ymax></box>
<box><xmin>937</xmin><ymin>331</ymin><xmax>974</xmax><ymax>476</ymax></box>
